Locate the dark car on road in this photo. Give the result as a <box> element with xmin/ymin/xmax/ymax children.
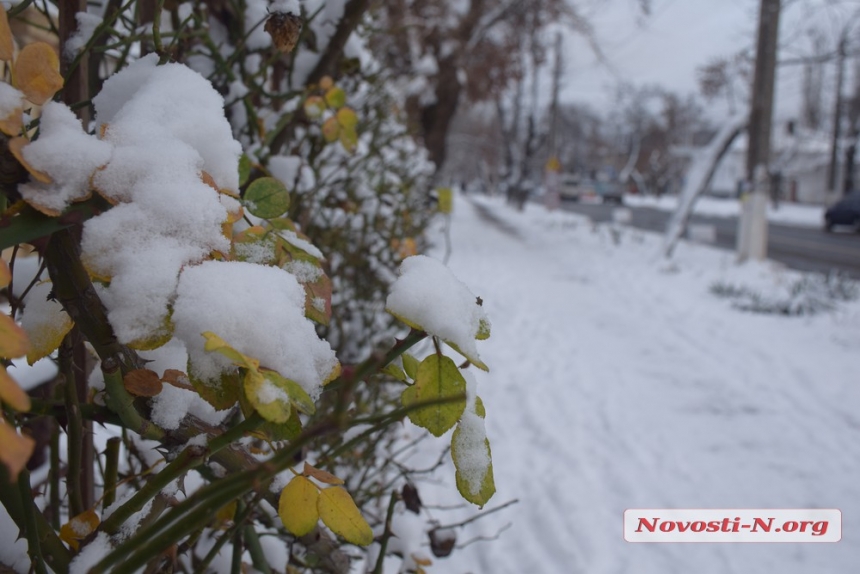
<box><xmin>824</xmin><ymin>191</ymin><xmax>860</xmax><ymax>232</ymax></box>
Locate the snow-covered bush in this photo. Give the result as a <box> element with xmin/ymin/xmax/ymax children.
<box><xmin>710</xmin><ymin>272</ymin><xmax>859</xmax><ymax>316</ymax></box>
<box><xmin>0</xmin><ymin>2</ymin><xmax>494</xmax><ymax>573</ymax></box>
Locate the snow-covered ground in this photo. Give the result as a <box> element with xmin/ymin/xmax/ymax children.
<box><xmin>405</xmin><ymin>192</ymin><xmax>860</xmax><ymax>573</ymax></box>
<box><xmin>625</xmin><ymin>194</ymin><xmax>825</xmax><ymax>228</ymax></box>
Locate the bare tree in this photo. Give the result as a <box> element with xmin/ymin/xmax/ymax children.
<box><xmin>373</xmin><ymin>0</ymin><xmax>570</xmax><ymax>171</ymax></box>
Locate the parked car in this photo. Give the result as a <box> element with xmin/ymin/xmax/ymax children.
<box><xmin>594</xmin><ymin>180</ymin><xmax>624</xmax><ymax>205</ymax></box>
<box><xmin>559</xmin><ymin>174</ymin><xmax>587</xmax><ymax>201</ymax></box>
<box><xmin>824</xmin><ymin>191</ymin><xmax>860</xmax><ymax>232</ymax></box>
<box><xmin>560</xmin><ymin>175</ymin><xmax>624</xmax><ymax>204</ymax></box>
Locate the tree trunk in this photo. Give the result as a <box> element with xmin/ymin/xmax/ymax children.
<box><xmin>422</xmin><ymin>56</ymin><xmax>462</xmax><ymax>169</ymax></box>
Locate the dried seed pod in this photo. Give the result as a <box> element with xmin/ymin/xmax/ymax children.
<box><xmin>264</xmin><ymin>11</ymin><xmax>303</xmax><ymax>54</ymax></box>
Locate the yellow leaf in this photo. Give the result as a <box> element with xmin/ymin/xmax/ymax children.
<box><xmin>278</xmin><ymin>475</ymin><xmax>320</xmax><ymax>537</ymax></box>
<box><xmin>319</xmin><ymin>76</ymin><xmax>334</xmax><ymax>91</ymax></box>
<box><xmin>13</xmin><ymin>42</ymin><xmax>63</xmax><ymax>105</ymax></box>
<box><xmin>321</xmin><ymin>116</ymin><xmax>339</xmax><ymax>143</ymax></box>
<box><xmin>437</xmin><ymin>187</ymin><xmax>453</xmax><ymax>214</ymax></box>
<box><xmin>244</xmin><ymin>369</ymin><xmax>291</xmax><ymax>424</ymax></box>
<box><xmin>0</xmin><ymin>314</ymin><xmax>29</xmax><ymax>358</ymax></box>
<box><xmin>302</xmin><ymin>462</ymin><xmax>344</xmax><ymax>485</ymax></box>
<box><xmin>22</xmin><ymin>282</ymin><xmax>73</xmax><ymax>365</ymax></box>
<box><xmin>0</xmin><ymin>106</ymin><xmax>22</xmax><ymax>137</ymax></box>
<box><xmin>323</xmin><ymin>361</ymin><xmax>341</xmax><ymax>386</ymax></box>
<box><xmin>8</xmin><ymin>136</ymin><xmax>53</xmax><ymax>186</ymax></box>
<box><xmin>0</xmin><ymin>6</ymin><xmax>13</xmax><ymax>61</ymax></box>
<box><xmin>0</xmin><ymin>421</ymin><xmax>34</xmax><ymax>481</ymax></box>
<box><xmin>214</xmin><ymin>500</ymin><xmax>237</xmax><ymax>529</ymax></box>
<box><xmin>202</xmin><ymin>331</ymin><xmax>259</xmax><ymax>370</ymax></box>
<box><xmin>59</xmin><ymin>509</ymin><xmax>100</xmax><ymax>551</ymax></box>
<box><xmin>126</xmin><ymin>312</ymin><xmax>174</xmax><ymax>351</ymax></box>
<box><xmin>335</xmin><ymin>107</ymin><xmax>357</xmax><ymax>130</ymax></box>
<box><xmin>0</xmin><ymin>366</ymin><xmax>31</xmax><ymax>412</ymax></box>
<box><xmin>317</xmin><ymin>487</ymin><xmax>373</xmax><ymax>546</ymax></box>
<box><xmin>0</xmin><ymin>259</ymin><xmax>10</xmax><ymax>288</ymax></box>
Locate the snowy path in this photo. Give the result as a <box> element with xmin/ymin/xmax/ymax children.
<box><xmin>423</xmin><ymin>194</ymin><xmax>860</xmax><ymax>573</ymax></box>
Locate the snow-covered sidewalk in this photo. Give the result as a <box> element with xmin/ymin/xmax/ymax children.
<box><xmin>416</xmin><ymin>193</ymin><xmax>860</xmax><ymax>573</ymax></box>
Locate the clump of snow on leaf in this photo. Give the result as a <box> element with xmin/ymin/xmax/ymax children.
<box><xmin>452</xmin><ymin>372</ymin><xmax>491</xmax><ymax>497</ymax></box>
<box><xmin>78</xmin><ymin>55</ymin><xmax>240</xmax><ymax>344</ymax></box>
<box><xmin>172</xmin><ymin>260</ymin><xmax>338</xmax><ymax>400</ymax></box>
<box><xmin>0</xmin><ymin>83</ymin><xmax>23</xmax><ymax>119</ymax></box>
<box><xmin>150</xmin><ymin>383</ymin><xmax>229</xmax><ymax>430</ymax></box>
<box><xmin>19</xmin><ymin>102</ymin><xmax>113</xmax><ymax>214</ymax></box>
<box><xmin>386</xmin><ymin>255</ymin><xmax>489</xmax><ymax>366</ymax></box>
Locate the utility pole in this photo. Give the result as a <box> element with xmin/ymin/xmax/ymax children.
<box><xmin>827</xmin><ymin>36</ymin><xmax>846</xmax><ymax>197</ymax></box>
<box><xmin>544</xmin><ymin>32</ymin><xmax>563</xmax><ymax>210</ymax></box>
<box><xmin>738</xmin><ymin>0</ymin><xmax>781</xmax><ymax>262</ymax></box>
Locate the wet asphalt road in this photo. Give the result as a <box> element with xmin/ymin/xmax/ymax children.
<box><xmin>560</xmin><ymin>201</ymin><xmax>860</xmax><ymax>279</ymax></box>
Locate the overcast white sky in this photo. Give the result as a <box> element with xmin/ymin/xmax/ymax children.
<box><xmin>559</xmin><ymin>0</ymin><xmax>857</xmax><ymax>122</ymax></box>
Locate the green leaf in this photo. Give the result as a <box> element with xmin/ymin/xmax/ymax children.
<box><xmin>339</xmin><ymin>126</ymin><xmax>358</xmax><ymax>152</ymax></box>
<box><xmin>324</xmin><ymin>87</ymin><xmax>346</xmax><ymax>109</ymax></box>
<box><xmin>255</xmin><ymin>408</ymin><xmax>303</xmax><ymax>442</ymax></box>
<box><xmin>451</xmin><ymin>396</ymin><xmax>495</xmax><ymax>507</ymax></box>
<box><xmin>317</xmin><ymin>487</ymin><xmax>373</xmax><ymax>546</ymax></box>
<box><xmin>238</xmin><ymin>154</ymin><xmax>251</xmax><ymax>187</ymax></box>
<box><xmin>0</xmin><ymin>200</ymin><xmax>106</xmax><ymax>252</ymax></box>
<box><xmin>381</xmin><ymin>363</ymin><xmax>407</xmax><ymax>382</ymax></box>
<box><xmin>244</xmin><ymin>177</ymin><xmax>290</xmax><ymax>219</ymax></box>
<box><xmin>401</xmin><ymin>353</ymin><xmax>418</xmax><ymax>380</ymax></box>
<box><xmin>476</xmin><ymin>318</ymin><xmax>491</xmax><ymax>340</ymax></box>
<box><xmin>265</xmin><ymin>370</ymin><xmax>315</xmax><ymax>414</ymax></box>
<box><xmin>335</xmin><ymin>107</ymin><xmax>357</xmax><ymax>130</ymax></box>
<box><xmin>279</xmin><ymin>476</ymin><xmax>320</xmax><ymax>537</ymax></box>
<box><xmin>189</xmin><ymin>368</ymin><xmax>241</xmax><ymax>411</ymax></box>
<box><xmin>244</xmin><ymin>368</ymin><xmax>315</xmax><ymax>424</ymax></box>
<box><xmin>401</xmin><ymin>355</ymin><xmax>466</xmax><ymax>437</ymax></box>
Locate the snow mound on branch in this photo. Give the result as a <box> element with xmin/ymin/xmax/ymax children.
<box><xmin>92</xmin><ymin>54</ymin><xmax>241</xmax><ymax>193</ymax></box>
<box><xmin>386</xmin><ymin>255</ymin><xmax>489</xmax><ymax>366</ymax></box>
<box><xmin>172</xmin><ymin>260</ymin><xmax>338</xmax><ymax>400</ymax></box>
<box><xmin>69</xmin><ymin>532</ymin><xmax>112</xmax><ymax>574</ymax></box>
<box><xmin>80</xmin><ymin>55</ymin><xmax>241</xmax><ymax>344</ymax></box>
<box><xmin>19</xmin><ymin>101</ymin><xmax>113</xmax><ymax>214</ymax></box>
